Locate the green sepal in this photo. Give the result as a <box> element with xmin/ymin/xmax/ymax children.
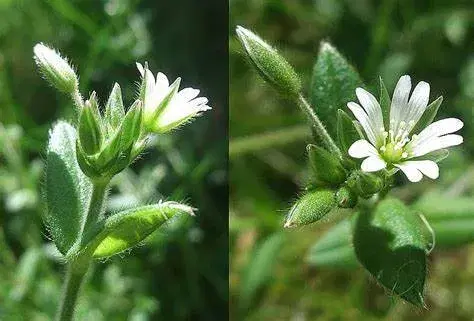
<box><xmin>379</xmin><ymin>77</ymin><xmax>391</xmax><ymax>129</ymax></box>
<box><xmin>310</xmin><ymin>42</ymin><xmax>364</xmax><ymax>139</ymax></box>
<box><xmin>284</xmin><ymin>189</ymin><xmax>336</xmax><ymax>228</ymax></box>
<box><xmin>147</xmin><ymin>78</ymin><xmax>180</xmax><ymax>130</ymax></box>
<box><xmin>337</xmin><ymin>109</ymin><xmax>363</xmax><ymax>156</ymax></box>
<box><xmin>236</xmin><ymin>26</ymin><xmax>301</xmax><ymax>97</ymax></box>
<box><xmin>353</xmin><ymin>198</ymin><xmax>428</xmax><ymax>307</ymax></box>
<box><xmin>78</xmin><ymin>99</ymin><xmax>103</xmax><ymax>155</ymax></box>
<box><xmin>75</xmin><ymin>141</ymin><xmax>102</xmax><ymax>179</ymax></box>
<box><xmin>335</xmin><ymin>185</ymin><xmax>357</xmax><ymax>208</ymax></box>
<box><xmin>307</xmin><ymin>144</ymin><xmax>346</xmax><ymax>186</ymax></box>
<box><xmin>45</xmin><ymin>121</ymin><xmax>92</xmax><ymax>255</ymax></box>
<box><xmin>92</xmin><ymin>100</ymin><xmax>143</xmax><ymax>178</ymax></box>
<box><xmin>78</xmin><ymin>202</ymin><xmax>195</xmax><ymax>259</ymax></box>
<box><xmin>105</xmin><ymin>83</ymin><xmax>125</xmax><ymax>133</ymax></box>
<box><xmin>411</xmin><ymin>96</ymin><xmax>443</xmax><ymax>135</ymax></box>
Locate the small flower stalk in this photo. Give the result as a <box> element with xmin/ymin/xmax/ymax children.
<box><xmin>235</xmin><ymin>25</ymin><xmax>301</xmax><ymax>97</ymax></box>
<box><xmin>347</xmin><ymin>75</ymin><xmax>463</xmax><ymax>182</ymax></box>
<box><xmin>137</xmin><ymin>63</ymin><xmax>211</xmax><ymax>133</ymax></box>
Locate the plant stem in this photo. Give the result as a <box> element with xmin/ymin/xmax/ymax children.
<box><xmin>56</xmin><ymin>263</ymin><xmax>89</xmax><ymax>321</ymax></box>
<box><xmin>56</xmin><ymin>181</ymin><xmax>108</xmax><ymax>321</ymax></box>
<box><xmin>296</xmin><ymin>95</ymin><xmax>342</xmax><ymax>157</ymax></box>
<box><xmin>83</xmin><ymin>181</ymin><xmax>108</xmax><ymax>234</ymax></box>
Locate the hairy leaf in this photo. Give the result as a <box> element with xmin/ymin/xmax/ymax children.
<box><xmin>311</xmin><ymin>42</ymin><xmax>364</xmax><ymax>138</ymax></box>
<box><xmin>45</xmin><ymin>122</ymin><xmax>92</xmax><ymax>255</ymax></box>
<box><xmin>353</xmin><ymin>198</ymin><xmax>428</xmax><ymax>307</ymax></box>
<box><xmin>80</xmin><ymin>202</ymin><xmax>194</xmax><ymax>259</ymax></box>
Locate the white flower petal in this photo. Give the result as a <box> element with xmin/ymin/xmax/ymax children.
<box><xmin>178</xmin><ymin>88</ymin><xmax>200</xmax><ymax>102</ymax></box>
<box><xmin>347</xmin><ymin>102</ymin><xmax>378</xmax><ymax>145</ymax></box>
<box><xmin>390</xmin><ymin>75</ymin><xmax>411</xmax><ymax>133</ymax></box>
<box><xmin>411</xmin><ymin>134</ymin><xmax>463</xmax><ymax>157</ymax></box>
<box><xmin>395</xmin><ymin>162</ymin><xmax>423</xmax><ymax>182</ymax></box>
<box><xmin>414</xmin><ymin>118</ymin><xmax>463</xmax><ymax>143</ymax></box>
<box><xmin>356</xmin><ymin>87</ymin><xmax>384</xmax><ymax>134</ymax></box>
<box><xmin>405</xmin><ymin>81</ymin><xmax>430</xmax><ymax>131</ymax></box>
<box><xmin>156</xmin><ymin>72</ymin><xmax>170</xmax><ymax>89</ymax></box>
<box><xmin>402</xmin><ymin>160</ymin><xmax>439</xmax><ymax>179</ymax></box>
<box><xmin>348</xmin><ymin>139</ymin><xmax>378</xmax><ymax>158</ymax></box>
<box><xmin>361</xmin><ymin>156</ymin><xmax>386</xmax><ymax>172</ymax></box>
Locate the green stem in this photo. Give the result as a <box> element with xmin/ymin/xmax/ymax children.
<box><xmin>83</xmin><ymin>181</ymin><xmax>108</xmax><ymax>234</ymax></box>
<box><xmin>56</xmin><ymin>181</ymin><xmax>108</xmax><ymax>321</ymax></box>
<box><xmin>56</xmin><ymin>263</ymin><xmax>89</xmax><ymax>321</ymax></box>
<box><xmin>297</xmin><ymin>95</ymin><xmax>342</xmax><ymax>157</ymax></box>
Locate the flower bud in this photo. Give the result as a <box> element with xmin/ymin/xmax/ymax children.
<box><xmin>78</xmin><ymin>97</ymin><xmax>103</xmax><ymax>155</ymax></box>
<box><xmin>33</xmin><ymin>43</ymin><xmax>78</xmax><ymax>94</ymax></box>
<box><xmin>307</xmin><ymin>144</ymin><xmax>346</xmax><ymax>186</ymax></box>
<box><xmin>348</xmin><ymin>171</ymin><xmax>384</xmax><ymax>198</ymax></box>
<box><xmin>235</xmin><ymin>25</ymin><xmax>301</xmax><ymax>97</ymax></box>
<box><xmin>335</xmin><ymin>185</ymin><xmax>357</xmax><ymax>208</ymax></box>
<box><xmin>284</xmin><ymin>189</ymin><xmax>336</xmax><ymax>228</ymax></box>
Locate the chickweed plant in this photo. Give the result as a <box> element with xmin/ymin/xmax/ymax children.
<box><xmin>33</xmin><ymin>43</ymin><xmax>211</xmax><ymax>320</ymax></box>
<box><xmin>236</xmin><ymin>26</ymin><xmax>464</xmax><ymax>307</ymax></box>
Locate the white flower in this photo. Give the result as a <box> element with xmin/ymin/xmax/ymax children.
<box><xmin>347</xmin><ymin>75</ymin><xmax>463</xmax><ymax>182</ymax></box>
<box><xmin>136</xmin><ymin>63</ymin><xmax>211</xmax><ymax>133</ymax></box>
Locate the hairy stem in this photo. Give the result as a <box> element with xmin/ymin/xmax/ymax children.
<box><xmin>83</xmin><ymin>181</ymin><xmax>108</xmax><ymax>234</ymax></box>
<box><xmin>56</xmin><ymin>263</ymin><xmax>89</xmax><ymax>321</ymax></box>
<box><xmin>56</xmin><ymin>181</ymin><xmax>108</xmax><ymax>321</ymax></box>
<box><xmin>297</xmin><ymin>95</ymin><xmax>341</xmax><ymax>157</ymax></box>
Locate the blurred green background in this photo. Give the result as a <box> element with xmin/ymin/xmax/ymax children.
<box><xmin>0</xmin><ymin>0</ymin><xmax>227</xmax><ymax>320</ymax></box>
<box><xmin>230</xmin><ymin>0</ymin><xmax>473</xmax><ymax>320</ymax></box>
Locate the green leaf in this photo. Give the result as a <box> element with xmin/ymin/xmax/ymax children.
<box><xmin>78</xmin><ymin>101</ymin><xmax>103</xmax><ymax>155</ymax></box>
<box><xmin>336</xmin><ymin>109</ymin><xmax>362</xmax><ymax>154</ymax></box>
<box><xmin>411</xmin><ymin>96</ymin><xmax>443</xmax><ymax>135</ymax></box>
<box><xmin>379</xmin><ymin>77</ymin><xmax>391</xmax><ymax>129</ymax></box>
<box><xmin>284</xmin><ymin>189</ymin><xmax>336</xmax><ymax>228</ymax></box>
<box><xmin>105</xmin><ymin>83</ymin><xmax>126</xmax><ymax>132</ymax></box>
<box><xmin>238</xmin><ymin>232</ymin><xmax>286</xmax><ymax>314</ymax></box>
<box><xmin>81</xmin><ymin>202</ymin><xmax>194</xmax><ymax>259</ymax></box>
<box><xmin>45</xmin><ymin>121</ymin><xmax>92</xmax><ymax>255</ymax></box>
<box><xmin>307</xmin><ymin>144</ymin><xmax>346</xmax><ymax>185</ymax></box>
<box><xmin>353</xmin><ymin>198</ymin><xmax>428</xmax><ymax>307</ymax></box>
<box><xmin>307</xmin><ymin>218</ymin><xmax>358</xmax><ymax>269</ymax></box>
<box><xmin>311</xmin><ymin>42</ymin><xmax>364</xmax><ymax>138</ymax></box>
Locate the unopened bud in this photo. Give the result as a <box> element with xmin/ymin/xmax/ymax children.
<box><xmin>236</xmin><ymin>25</ymin><xmax>301</xmax><ymax>97</ymax></box>
<box><xmin>33</xmin><ymin>43</ymin><xmax>78</xmax><ymax>94</ymax></box>
<box><xmin>284</xmin><ymin>189</ymin><xmax>336</xmax><ymax>228</ymax></box>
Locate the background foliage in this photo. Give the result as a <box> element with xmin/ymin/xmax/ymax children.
<box><xmin>0</xmin><ymin>0</ymin><xmax>227</xmax><ymax>320</ymax></box>
<box><xmin>230</xmin><ymin>0</ymin><xmax>473</xmax><ymax>320</ymax></box>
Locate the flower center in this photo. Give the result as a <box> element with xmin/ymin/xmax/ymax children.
<box><xmin>379</xmin><ymin>121</ymin><xmax>414</xmax><ymax>163</ymax></box>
